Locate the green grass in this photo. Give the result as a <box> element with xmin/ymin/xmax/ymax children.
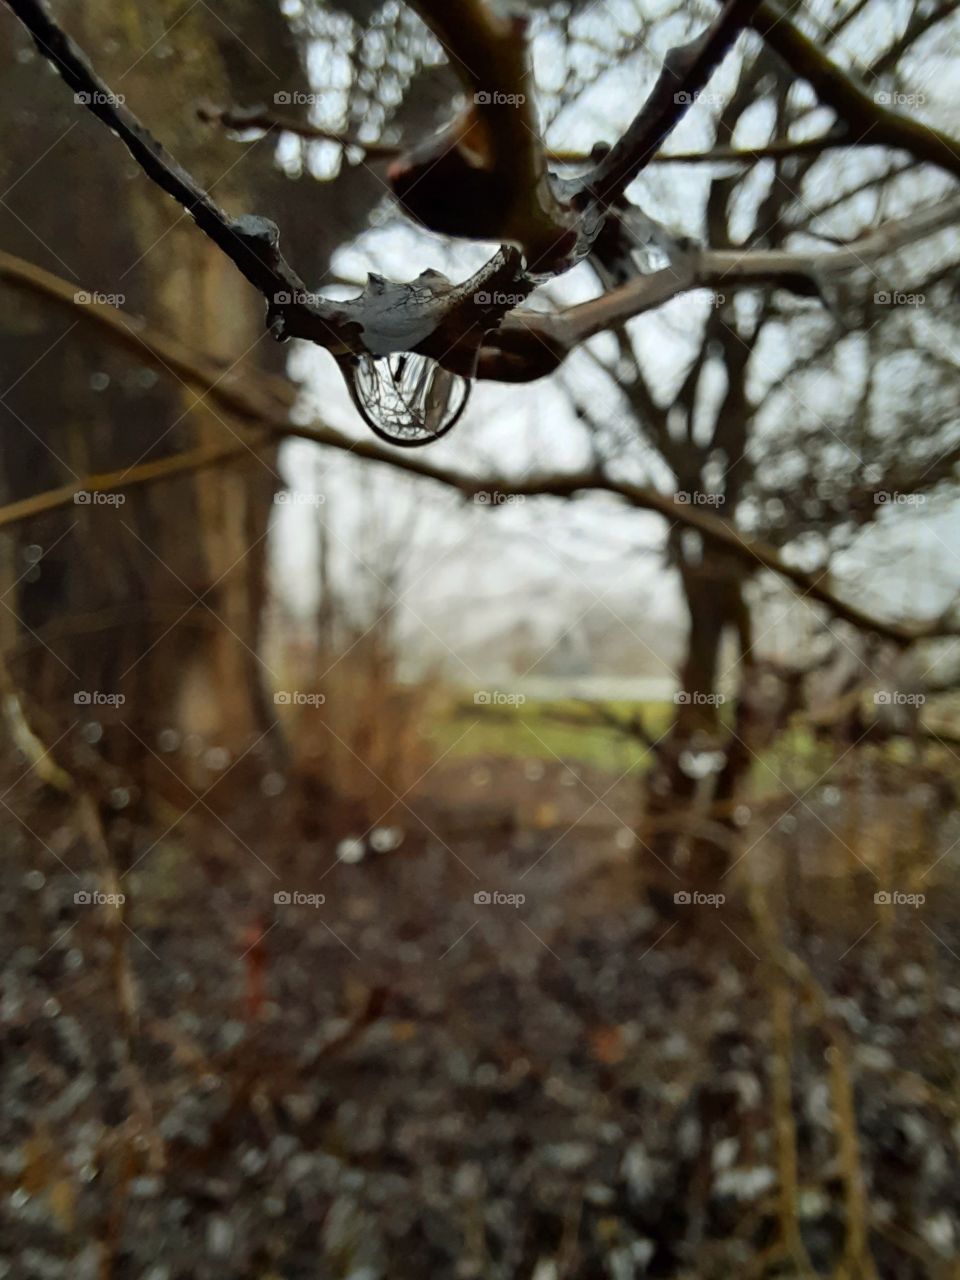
<box><xmin>431</xmin><ymin>696</ymin><xmax>675</xmax><ymax>770</ymax></box>
<box><xmin>430</xmin><ymin>694</ymin><xmax>834</xmax><ymax>782</ymax></box>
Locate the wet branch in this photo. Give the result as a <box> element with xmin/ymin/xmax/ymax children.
<box><xmin>1</xmin><ymin>251</ymin><xmax>957</xmax><ymax>648</ymax></box>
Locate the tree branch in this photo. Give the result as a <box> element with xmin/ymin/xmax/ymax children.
<box><xmin>482</xmin><ymin>191</ymin><xmax>960</xmax><ymax>378</ymax></box>
<box><xmin>3</xmin><ymin>0</ymin><xmax>531</xmax><ymax>367</ymax></box>
<box><xmin>578</xmin><ymin>0</ymin><xmax>766</xmax><ymax>209</ymax></box>
<box><xmin>1</xmin><ymin>252</ymin><xmax>956</xmax><ymax>648</ymax></box>
<box><xmin>203</xmin><ymin>101</ymin><xmax>850</xmax><ymax>169</ymax></box>
<box><xmin>752</xmin><ymin>0</ymin><xmax>960</xmax><ymax>180</ymax></box>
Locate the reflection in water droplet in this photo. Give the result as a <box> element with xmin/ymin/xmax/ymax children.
<box><xmin>346</xmin><ymin>352</ymin><xmax>471</xmax><ymax>447</ymax></box>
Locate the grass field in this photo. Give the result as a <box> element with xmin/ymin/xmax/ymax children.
<box><xmin>432</xmin><ymin>695</ymin><xmax>675</xmax><ymax>769</ymax></box>
<box><xmin>430</xmin><ymin>692</ymin><xmax>847</xmax><ymax>787</ymax></box>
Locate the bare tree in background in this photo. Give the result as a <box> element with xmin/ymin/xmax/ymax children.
<box><xmin>1</xmin><ymin>0</ymin><xmax>958</xmax><ymax>862</ymax></box>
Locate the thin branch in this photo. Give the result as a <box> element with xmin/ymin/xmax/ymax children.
<box><xmin>196</xmin><ymin>102</ymin><xmax>401</xmax><ymax>159</ymax></box>
<box><xmin>579</xmin><ymin>0</ymin><xmax>766</xmax><ymax>208</ymax></box>
<box><xmin>5</xmin><ymin>181</ymin><xmax>956</xmax><ymax>394</ymax></box>
<box><xmin>485</xmin><ymin>191</ymin><xmax>960</xmax><ymax>377</ymax></box>
<box><xmin>3</xmin><ymin>0</ymin><xmax>530</xmax><ymax>365</ymax></box>
<box><xmin>0</xmin><ymin>440</ymin><xmax>263</xmax><ymax>530</ymax></box>
<box><xmin>1</xmin><ymin>251</ymin><xmax>956</xmax><ymax>648</ymax></box>
<box><xmin>203</xmin><ymin>100</ymin><xmax>850</xmax><ymax>169</ymax></box>
<box><xmin>752</xmin><ymin>0</ymin><xmax>960</xmax><ymax>179</ymax></box>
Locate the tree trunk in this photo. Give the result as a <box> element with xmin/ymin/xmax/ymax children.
<box><xmin>643</xmin><ymin>549</ymin><xmax>750</xmax><ymax>893</ymax></box>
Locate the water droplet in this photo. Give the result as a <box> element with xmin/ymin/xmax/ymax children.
<box><xmin>346</xmin><ymin>352</ymin><xmax>470</xmax><ymax>446</ymax></box>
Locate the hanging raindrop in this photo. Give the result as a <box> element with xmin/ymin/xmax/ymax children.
<box><xmin>345</xmin><ymin>351</ymin><xmax>471</xmax><ymax>447</ymax></box>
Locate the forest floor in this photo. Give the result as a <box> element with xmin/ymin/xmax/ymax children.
<box><xmin>2</xmin><ymin>720</ymin><xmax>960</xmax><ymax>1279</ymax></box>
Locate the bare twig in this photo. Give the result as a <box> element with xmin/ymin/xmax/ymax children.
<box><xmin>3</xmin><ymin>0</ymin><xmax>532</xmax><ymax>364</ymax></box>
<box><xmin>580</xmin><ymin>0</ymin><xmax>766</xmax><ymax>208</ymax></box>
<box><xmin>204</xmin><ymin>100</ymin><xmax>850</xmax><ymax>169</ymax></box>
<box><xmin>752</xmin><ymin>0</ymin><xmax>960</xmax><ymax>179</ymax></box>
<box><xmin>2</xmin><ymin>250</ymin><xmax>957</xmax><ymax>647</ymax></box>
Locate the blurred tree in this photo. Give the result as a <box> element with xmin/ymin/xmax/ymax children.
<box><xmin>0</xmin><ymin>0</ymin><xmax>395</xmax><ymax>802</ymax></box>
<box><xmin>548</xmin><ymin>6</ymin><xmax>960</xmax><ymax>880</ymax></box>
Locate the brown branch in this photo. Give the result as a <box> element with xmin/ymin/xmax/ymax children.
<box><xmin>3</xmin><ymin>0</ymin><xmax>530</xmax><ymax>366</ymax></box>
<box><xmin>752</xmin><ymin>0</ymin><xmax>960</xmax><ymax>180</ymax></box>
<box><xmin>202</xmin><ymin>100</ymin><xmax>850</xmax><ymax>169</ymax></box>
<box><xmin>580</xmin><ymin>0</ymin><xmax>766</xmax><ymax>208</ymax></box>
<box><xmin>481</xmin><ymin>191</ymin><xmax>960</xmax><ymax>379</ymax></box>
<box><xmin>6</xmin><ymin>179</ymin><xmax>956</xmax><ymax>393</ymax></box>
<box><xmin>2</xmin><ymin>249</ymin><xmax>957</xmax><ymax>648</ymax></box>
<box><xmin>0</xmin><ymin>440</ymin><xmax>263</xmax><ymax>530</ymax></box>
<box><xmin>393</xmin><ymin>2</ymin><xmax>576</xmax><ymax>267</ymax></box>
<box><xmin>196</xmin><ymin>102</ymin><xmax>400</xmax><ymax>159</ymax></box>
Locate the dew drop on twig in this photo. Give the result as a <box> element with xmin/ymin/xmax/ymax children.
<box><xmin>346</xmin><ymin>351</ymin><xmax>471</xmax><ymax>447</ymax></box>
